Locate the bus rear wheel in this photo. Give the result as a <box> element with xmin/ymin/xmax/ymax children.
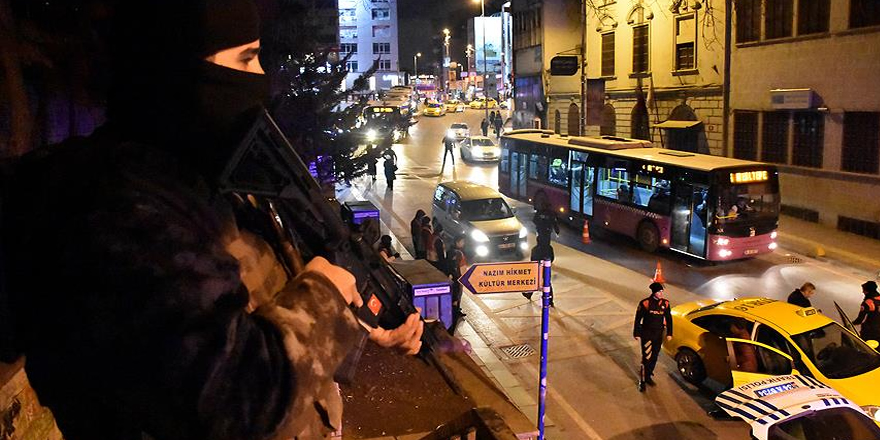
<box><xmin>637</xmin><ymin>221</ymin><xmax>660</xmax><ymax>253</ymax></box>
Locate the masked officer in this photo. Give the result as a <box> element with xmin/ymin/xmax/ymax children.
<box><xmin>854</xmin><ymin>281</ymin><xmax>880</xmax><ymax>342</ymax></box>
<box><xmin>1</xmin><ymin>1</ymin><xmax>422</xmax><ymax>439</ymax></box>
<box><xmin>633</xmin><ymin>282</ymin><xmax>673</xmax><ymax>392</ymax></box>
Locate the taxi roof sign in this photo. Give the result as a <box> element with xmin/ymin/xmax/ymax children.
<box><xmin>459</xmin><ymin>261</ymin><xmax>541</xmax><ymax>295</ymax></box>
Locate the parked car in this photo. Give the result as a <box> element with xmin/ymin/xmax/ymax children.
<box><xmin>468</xmin><ymin>97</ymin><xmax>498</xmax><ymax>109</ymax></box>
<box><xmin>716</xmin><ymin>374</ymin><xmax>880</xmax><ymax>439</ymax></box>
<box><xmin>662</xmin><ymin>297</ymin><xmax>880</xmax><ymax>412</ymax></box>
<box><xmin>432</xmin><ymin>181</ymin><xmax>527</xmax><ymax>260</ymax></box>
<box><xmin>460</xmin><ymin>136</ymin><xmax>500</xmax><ymax>162</ymax></box>
<box><xmin>423</xmin><ymin>101</ymin><xmax>446</xmax><ymax>117</ymax></box>
<box><xmin>445</xmin><ymin>99</ymin><xmax>466</xmax><ymax>113</ymax></box>
<box><xmin>447</xmin><ymin>123</ymin><xmax>470</xmax><ymax>142</ymax></box>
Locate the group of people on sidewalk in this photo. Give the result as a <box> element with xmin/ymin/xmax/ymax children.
<box><xmin>479</xmin><ymin>111</ymin><xmax>505</xmax><ymax>139</ymax></box>
<box><xmin>409</xmin><ymin>210</ymin><xmax>468</xmax><ymax>318</ymax></box>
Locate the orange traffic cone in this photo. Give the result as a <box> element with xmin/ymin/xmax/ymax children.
<box><xmin>652</xmin><ymin>261</ymin><xmax>666</xmax><ymax>284</ymax></box>
<box><xmin>581</xmin><ymin>219</ymin><xmax>591</xmax><ymax>244</ymax></box>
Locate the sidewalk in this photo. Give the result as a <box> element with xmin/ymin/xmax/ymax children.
<box><xmin>778</xmin><ymin>214</ymin><xmax>880</xmax><ymax>274</ymax></box>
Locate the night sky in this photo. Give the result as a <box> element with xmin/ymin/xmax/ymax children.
<box><xmin>398</xmin><ymin>0</ymin><xmax>504</xmax><ymax>76</ymax></box>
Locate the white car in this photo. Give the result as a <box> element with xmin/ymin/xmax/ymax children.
<box><xmin>447</xmin><ymin>123</ymin><xmax>469</xmax><ymax>142</ymax></box>
<box><xmin>460</xmin><ymin>136</ymin><xmax>501</xmax><ymax>162</ymax></box>
<box><xmin>716</xmin><ymin>375</ymin><xmax>880</xmax><ymax>440</ymax></box>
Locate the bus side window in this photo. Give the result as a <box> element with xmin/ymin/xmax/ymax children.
<box><xmin>548</xmin><ymin>156</ymin><xmax>568</xmax><ymax>187</ymax></box>
<box><xmin>598</xmin><ymin>166</ymin><xmax>631</xmax><ymax>202</ymax></box>
<box><xmin>500</xmin><ymin>148</ymin><xmax>510</xmax><ymax>172</ymax></box>
<box><xmin>529</xmin><ymin>154</ymin><xmax>549</xmax><ymax>182</ymax></box>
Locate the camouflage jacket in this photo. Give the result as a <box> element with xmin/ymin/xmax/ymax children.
<box><xmin>2</xmin><ymin>134</ymin><xmax>362</xmax><ymax>440</ymax></box>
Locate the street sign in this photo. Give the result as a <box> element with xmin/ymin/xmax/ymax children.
<box><xmin>458</xmin><ymin>261</ymin><xmax>540</xmax><ymax>294</ymax></box>
<box><xmin>550</xmin><ymin>56</ymin><xmax>579</xmax><ymax>76</ymax></box>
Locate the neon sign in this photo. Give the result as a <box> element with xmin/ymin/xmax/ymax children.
<box><xmin>729</xmin><ymin>170</ymin><xmax>768</xmax><ymax>184</ymax></box>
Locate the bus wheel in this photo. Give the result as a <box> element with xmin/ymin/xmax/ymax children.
<box><xmin>637</xmin><ymin>221</ymin><xmax>660</xmax><ymax>253</ymax></box>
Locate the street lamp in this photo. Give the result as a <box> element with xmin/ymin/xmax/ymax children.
<box><xmin>472</xmin><ymin>0</ymin><xmax>489</xmax><ymax>120</ymax></box>
<box><xmin>442</xmin><ymin>29</ymin><xmax>451</xmax><ymax>93</ymax></box>
<box><xmin>413</xmin><ymin>52</ymin><xmax>421</xmax><ymax>85</ymax></box>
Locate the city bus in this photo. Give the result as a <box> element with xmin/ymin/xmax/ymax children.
<box><xmin>499</xmin><ymin>130</ymin><xmax>780</xmax><ymax>261</ymax></box>
<box><xmin>359</xmin><ymin>97</ymin><xmax>413</xmax><ymax>143</ymax></box>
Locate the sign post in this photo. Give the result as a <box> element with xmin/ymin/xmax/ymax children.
<box><xmin>537</xmin><ymin>259</ymin><xmax>551</xmax><ymax>440</ymax></box>
<box><xmin>458</xmin><ymin>260</ymin><xmax>551</xmax><ymax>440</ymax></box>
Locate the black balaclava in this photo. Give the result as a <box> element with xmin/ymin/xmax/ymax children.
<box><xmin>107</xmin><ymin>0</ymin><xmax>268</xmax><ymax>176</ymax></box>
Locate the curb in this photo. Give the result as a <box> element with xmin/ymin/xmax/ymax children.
<box><xmin>778</xmin><ymin>232</ymin><xmax>880</xmax><ymax>274</ymax></box>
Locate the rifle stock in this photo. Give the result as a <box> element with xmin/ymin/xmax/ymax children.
<box><xmin>218</xmin><ymin>108</ymin><xmax>460</xmax><ymax>392</ymax></box>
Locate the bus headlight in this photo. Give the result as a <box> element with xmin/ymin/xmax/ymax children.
<box><xmin>770</xmin><ymin>231</ymin><xmax>778</xmax><ymax>239</ymax></box>
<box><xmin>768</xmin><ymin>242</ymin><xmax>778</xmax><ymax>250</ymax></box>
<box><xmin>519</xmin><ymin>227</ymin><xmax>528</xmax><ymax>238</ymax></box>
<box><xmin>476</xmin><ymin>245</ymin><xmax>490</xmax><ymax>257</ymax></box>
<box><xmin>862</xmin><ymin>405</ymin><xmax>880</xmax><ymax>422</ymax></box>
<box><xmin>718</xmin><ymin>249</ymin><xmax>732</xmax><ymax>258</ymax></box>
<box><xmin>366</xmin><ymin>129</ymin><xmax>377</xmax><ymax>142</ymax></box>
<box><xmin>471</xmin><ymin>229</ymin><xmax>490</xmax><ymax>243</ymax></box>
<box><xmin>715</xmin><ymin>237</ymin><xmax>730</xmax><ymax>246</ymax></box>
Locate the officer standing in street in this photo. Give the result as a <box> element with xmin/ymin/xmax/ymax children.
<box><xmin>441</xmin><ymin>134</ymin><xmax>455</xmax><ymax>172</ymax></box>
<box><xmin>1</xmin><ymin>1</ymin><xmax>422</xmax><ymax>439</ymax></box>
<box><xmin>854</xmin><ymin>281</ymin><xmax>880</xmax><ymax>342</ymax></box>
<box><xmin>633</xmin><ymin>282</ymin><xmax>673</xmax><ymax>392</ymax></box>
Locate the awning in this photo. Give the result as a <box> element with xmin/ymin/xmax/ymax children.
<box><xmin>654</xmin><ymin>120</ymin><xmax>703</xmax><ymax>129</ymax></box>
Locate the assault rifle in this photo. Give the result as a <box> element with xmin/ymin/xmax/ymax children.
<box><xmin>217</xmin><ymin>107</ymin><xmax>460</xmax><ymax>392</ymax></box>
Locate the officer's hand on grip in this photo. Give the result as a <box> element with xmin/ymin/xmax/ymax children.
<box><xmin>369</xmin><ymin>312</ymin><xmax>424</xmax><ymax>355</ymax></box>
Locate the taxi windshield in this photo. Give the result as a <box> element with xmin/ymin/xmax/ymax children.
<box><xmin>460</xmin><ymin>198</ymin><xmax>513</xmax><ymax>221</ymax></box>
<box><xmin>791</xmin><ymin>323</ymin><xmax>880</xmax><ymax>379</ymax></box>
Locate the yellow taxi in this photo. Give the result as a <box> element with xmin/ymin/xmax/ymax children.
<box><xmin>444</xmin><ymin>99</ymin><xmax>466</xmax><ymax>113</ymax></box>
<box><xmin>662</xmin><ymin>297</ymin><xmax>880</xmax><ymax>417</ymax></box>
<box><xmin>423</xmin><ymin>101</ymin><xmax>446</xmax><ymax>117</ymax></box>
<box><xmin>468</xmin><ymin>97</ymin><xmax>497</xmax><ymax>109</ymax></box>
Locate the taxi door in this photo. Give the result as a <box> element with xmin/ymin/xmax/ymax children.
<box><xmin>836</xmin><ymin>301</ymin><xmax>880</xmax><ymax>351</ymax></box>
<box><xmin>726</xmin><ymin>338</ymin><xmax>799</xmax><ymax>388</ymax></box>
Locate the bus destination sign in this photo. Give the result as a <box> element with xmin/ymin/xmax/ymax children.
<box><xmin>371</xmin><ymin>107</ymin><xmax>393</xmax><ymax>113</ymax></box>
<box><xmin>729</xmin><ymin>170</ymin><xmax>768</xmax><ymax>184</ymax></box>
<box><xmin>641</xmin><ymin>164</ymin><xmax>665</xmax><ymax>175</ymax></box>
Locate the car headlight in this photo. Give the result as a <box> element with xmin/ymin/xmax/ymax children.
<box><xmin>470</xmin><ymin>229</ymin><xmax>490</xmax><ymax>243</ymax></box>
<box><xmin>519</xmin><ymin>241</ymin><xmax>529</xmax><ymax>251</ymax></box>
<box><xmin>476</xmin><ymin>245</ymin><xmax>489</xmax><ymax>257</ymax></box>
<box><xmin>492</xmin><ymin>147</ymin><xmax>501</xmax><ymax>156</ymax></box>
<box><xmin>519</xmin><ymin>227</ymin><xmax>528</xmax><ymax>238</ymax></box>
<box><xmin>366</xmin><ymin>129</ymin><xmax>377</xmax><ymax>142</ymax></box>
<box><xmin>862</xmin><ymin>406</ymin><xmax>880</xmax><ymax>422</ymax></box>
<box><xmin>447</xmin><ymin>129</ymin><xmax>456</xmax><ymax>138</ymax></box>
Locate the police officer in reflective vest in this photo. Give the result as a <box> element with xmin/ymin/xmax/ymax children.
<box><xmin>854</xmin><ymin>281</ymin><xmax>880</xmax><ymax>343</ymax></box>
<box><xmin>633</xmin><ymin>282</ymin><xmax>673</xmax><ymax>392</ymax></box>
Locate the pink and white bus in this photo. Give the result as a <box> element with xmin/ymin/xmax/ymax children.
<box><xmin>499</xmin><ymin>130</ymin><xmax>780</xmax><ymax>261</ymax></box>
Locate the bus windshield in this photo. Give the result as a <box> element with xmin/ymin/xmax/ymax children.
<box><xmin>715</xmin><ymin>181</ymin><xmax>779</xmax><ymax>223</ymax></box>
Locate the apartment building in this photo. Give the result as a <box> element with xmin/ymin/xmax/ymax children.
<box><xmin>338</xmin><ymin>0</ymin><xmax>402</xmax><ymax>90</ymax></box>
<box><xmin>730</xmin><ymin>0</ymin><xmax>880</xmax><ymax>236</ymax></box>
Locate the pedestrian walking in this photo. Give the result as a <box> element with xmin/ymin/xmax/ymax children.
<box><xmin>633</xmin><ymin>282</ymin><xmax>673</xmax><ymax>392</ymax></box>
<box><xmin>854</xmin><ymin>281</ymin><xmax>880</xmax><ymax>342</ymax></box>
<box><xmin>441</xmin><ymin>135</ymin><xmax>455</xmax><ymax>171</ymax></box>
<box><xmin>427</xmin><ymin>223</ymin><xmax>447</xmax><ymax>272</ymax></box>
<box><xmin>417</xmin><ymin>216</ymin><xmax>433</xmax><ymax>259</ymax></box>
<box><xmin>489</xmin><ymin>110</ymin><xmax>497</xmax><ymax>125</ymax></box>
<box><xmin>366</xmin><ymin>153</ymin><xmax>378</xmax><ymax>181</ymax></box>
<box><xmin>533</xmin><ymin>197</ymin><xmax>560</xmax><ymax>249</ymax></box>
<box><xmin>384</xmin><ymin>154</ymin><xmax>397</xmax><ymax>190</ymax></box>
<box><xmin>411</xmin><ymin>209</ymin><xmax>427</xmax><ymax>258</ymax></box>
<box><xmin>787</xmin><ymin>282</ymin><xmax>816</xmax><ymax>308</ymax></box>
<box><xmin>493</xmin><ymin>115</ymin><xmax>503</xmax><ymax>138</ymax></box>
<box><xmin>448</xmin><ymin>234</ymin><xmax>469</xmax><ymax>318</ymax></box>
<box><xmin>481</xmin><ymin>118</ymin><xmax>489</xmax><ymax>137</ymax></box>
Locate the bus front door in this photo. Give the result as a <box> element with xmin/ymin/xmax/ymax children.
<box><xmin>569</xmin><ymin>160</ymin><xmax>593</xmax><ymax>218</ymax></box>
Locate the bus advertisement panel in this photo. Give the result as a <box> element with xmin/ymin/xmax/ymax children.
<box><xmin>499</xmin><ymin>131</ymin><xmax>779</xmax><ymax>261</ymax></box>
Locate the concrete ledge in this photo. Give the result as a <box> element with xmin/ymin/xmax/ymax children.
<box><xmin>779</xmin><ymin>232</ymin><xmax>880</xmax><ymax>274</ymax></box>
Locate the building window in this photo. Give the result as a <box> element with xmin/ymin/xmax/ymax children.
<box><xmin>842</xmin><ymin>112</ymin><xmax>880</xmax><ymax>174</ymax></box>
<box><xmin>797</xmin><ymin>0</ymin><xmax>830</xmax><ymax>34</ymax></box>
<box><xmin>345</xmin><ymin>60</ymin><xmax>359</xmax><ymax>72</ymax></box>
<box><xmin>371</xmin><ymin>8</ymin><xmax>390</xmax><ymax>20</ymax></box>
<box><xmin>340</xmin><ymin>27</ymin><xmax>358</xmax><ymax>40</ymax></box>
<box><xmin>378</xmin><ymin>59</ymin><xmax>392</xmax><ymax>71</ymax></box>
<box><xmin>736</xmin><ymin>0</ymin><xmax>762</xmax><ymax>43</ymax></box>
<box><xmin>601</xmin><ymin>32</ymin><xmax>615</xmax><ymax>77</ymax></box>
<box><xmin>600</xmin><ymin>104</ymin><xmax>616</xmax><ymax>136</ymax></box>
<box><xmin>373</xmin><ymin>42</ymin><xmax>391</xmax><ymax>54</ymax></box>
<box><xmin>372</xmin><ymin>25</ymin><xmax>391</xmax><ymax>38</ymax></box>
<box><xmin>762</xmin><ymin>111</ymin><xmax>789</xmax><ymax>164</ymax></box>
<box><xmin>733</xmin><ymin>111</ymin><xmax>758</xmax><ymax>160</ymax></box>
<box><xmin>339</xmin><ymin>8</ymin><xmax>356</xmax><ymax>26</ymax></box>
<box><xmin>674</xmin><ymin>15</ymin><xmax>696</xmax><ymax>71</ymax></box>
<box><xmin>632</xmin><ymin>25</ymin><xmax>649</xmax><ymax>73</ymax></box>
<box><xmin>792</xmin><ymin>112</ymin><xmax>824</xmax><ymax>168</ymax></box>
<box><xmin>340</xmin><ymin>43</ymin><xmax>358</xmax><ymax>54</ymax></box>
<box><xmin>851</xmin><ymin>0</ymin><xmax>880</xmax><ymax>28</ymax></box>
<box><xmin>631</xmin><ymin>102</ymin><xmax>650</xmax><ymax>140</ymax></box>
<box><xmin>765</xmin><ymin>0</ymin><xmax>794</xmax><ymax>39</ymax></box>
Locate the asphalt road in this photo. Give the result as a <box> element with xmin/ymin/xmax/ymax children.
<box><xmin>336</xmin><ymin>106</ymin><xmax>875</xmax><ymax>439</ymax></box>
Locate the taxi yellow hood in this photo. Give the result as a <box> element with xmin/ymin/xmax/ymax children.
<box><xmin>470</xmin><ymin>216</ymin><xmax>522</xmax><ymax>236</ymax></box>
<box><xmin>824</xmin><ymin>366</ymin><xmax>880</xmax><ymax>407</ymax></box>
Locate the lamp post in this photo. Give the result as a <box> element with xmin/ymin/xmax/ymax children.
<box><xmin>443</xmin><ymin>28</ymin><xmax>451</xmax><ymax>94</ymax></box>
<box><xmin>413</xmin><ymin>52</ymin><xmax>421</xmax><ymax>85</ymax></box>
<box><xmin>473</xmin><ymin>0</ymin><xmax>489</xmax><ymax>121</ymax></box>
<box><xmin>465</xmin><ymin>44</ymin><xmax>474</xmax><ymax>96</ymax></box>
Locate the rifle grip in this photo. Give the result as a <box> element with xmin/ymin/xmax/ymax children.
<box><xmin>333</xmin><ymin>329</ymin><xmax>369</xmax><ymax>384</ymax></box>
